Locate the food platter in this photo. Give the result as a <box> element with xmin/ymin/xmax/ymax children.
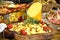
<box><xmin>7</xmin><ymin>18</ymin><xmax>55</xmax><ymax>40</ymax></box>
<box><xmin>46</xmin><ymin>10</ymin><xmax>60</xmax><ymax>24</ymax></box>
<box><xmin>0</xmin><ymin>4</ymin><xmax>30</xmax><ymax>15</ymax></box>
<box><xmin>15</xmin><ymin>31</ymin><xmax>55</xmax><ymax>40</ymax></box>
<box><xmin>0</xmin><ymin>1</ymin><xmax>56</xmax><ymax>40</ymax></box>
<box><xmin>0</xmin><ymin>3</ymin><xmax>31</xmax><ymax>23</ymax></box>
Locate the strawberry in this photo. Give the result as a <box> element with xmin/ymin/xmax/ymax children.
<box><xmin>43</xmin><ymin>27</ymin><xmax>51</xmax><ymax>31</ymax></box>
<box><xmin>21</xmin><ymin>30</ymin><xmax>27</xmax><ymax>35</ymax></box>
<box><xmin>39</xmin><ymin>20</ymin><xmax>45</xmax><ymax>25</ymax></box>
<box><xmin>7</xmin><ymin>24</ymin><xmax>13</xmax><ymax>29</ymax></box>
<box><xmin>18</xmin><ymin>16</ymin><xmax>24</xmax><ymax>22</ymax></box>
<box><xmin>47</xmin><ymin>27</ymin><xmax>51</xmax><ymax>30</ymax></box>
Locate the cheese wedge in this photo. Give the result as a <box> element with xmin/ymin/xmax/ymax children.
<box><xmin>27</xmin><ymin>2</ymin><xmax>42</xmax><ymax>20</ymax></box>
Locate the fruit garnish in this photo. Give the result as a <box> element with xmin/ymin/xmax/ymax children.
<box><xmin>18</xmin><ymin>16</ymin><xmax>24</xmax><ymax>22</ymax></box>
<box><xmin>39</xmin><ymin>20</ymin><xmax>45</xmax><ymax>25</ymax></box>
<box><xmin>43</xmin><ymin>27</ymin><xmax>51</xmax><ymax>31</ymax></box>
<box><xmin>21</xmin><ymin>29</ymin><xmax>27</xmax><ymax>35</ymax></box>
<box><xmin>7</xmin><ymin>24</ymin><xmax>13</xmax><ymax>29</ymax></box>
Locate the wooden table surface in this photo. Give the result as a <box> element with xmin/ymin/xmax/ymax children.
<box><xmin>51</xmin><ymin>30</ymin><xmax>60</xmax><ymax>40</ymax></box>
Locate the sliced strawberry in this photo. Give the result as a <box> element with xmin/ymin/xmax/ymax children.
<box><xmin>21</xmin><ymin>30</ymin><xmax>27</xmax><ymax>35</ymax></box>
<box><xmin>7</xmin><ymin>24</ymin><xmax>13</xmax><ymax>29</ymax></box>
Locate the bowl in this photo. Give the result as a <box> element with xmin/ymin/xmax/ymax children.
<box><xmin>15</xmin><ymin>30</ymin><xmax>55</xmax><ymax>40</ymax></box>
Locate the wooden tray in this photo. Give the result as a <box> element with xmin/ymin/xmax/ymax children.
<box><xmin>15</xmin><ymin>30</ymin><xmax>55</xmax><ymax>40</ymax></box>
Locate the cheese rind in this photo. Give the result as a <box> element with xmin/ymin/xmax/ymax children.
<box><xmin>27</xmin><ymin>2</ymin><xmax>42</xmax><ymax>20</ymax></box>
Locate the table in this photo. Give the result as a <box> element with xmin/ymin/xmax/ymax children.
<box><xmin>52</xmin><ymin>30</ymin><xmax>60</xmax><ymax>40</ymax></box>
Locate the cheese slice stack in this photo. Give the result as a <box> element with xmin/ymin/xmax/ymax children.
<box><xmin>27</xmin><ymin>2</ymin><xmax>42</xmax><ymax>20</ymax></box>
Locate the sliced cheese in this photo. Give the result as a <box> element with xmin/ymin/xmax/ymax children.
<box><xmin>27</xmin><ymin>2</ymin><xmax>42</xmax><ymax>20</ymax></box>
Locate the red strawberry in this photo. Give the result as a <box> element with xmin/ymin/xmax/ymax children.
<box><xmin>7</xmin><ymin>24</ymin><xmax>13</xmax><ymax>29</ymax></box>
<box><xmin>18</xmin><ymin>16</ymin><xmax>24</xmax><ymax>22</ymax></box>
<box><xmin>21</xmin><ymin>30</ymin><xmax>27</xmax><ymax>35</ymax></box>
<box><xmin>43</xmin><ymin>27</ymin><xmax>51</xmax><ymax>31</ymax></box>
<box><xmin>39</xmin><ymin>20</ymin><xmax>45</xmax><ymax>25</ymax></box>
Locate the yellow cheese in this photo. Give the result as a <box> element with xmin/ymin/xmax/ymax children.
<box><xmin>27</xmin><ymin>2</ymin><xmax>42</xmax><ymax>20</ymax></box>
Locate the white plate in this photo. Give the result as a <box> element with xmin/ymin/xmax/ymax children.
<box><xmin>0</xmin><ymin>23</ymin><xmax>7</xmax><ymax>33</ymax></box>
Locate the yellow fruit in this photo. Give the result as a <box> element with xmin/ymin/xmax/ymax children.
<box><xmin>25</xmin><ymin>28</ymin><xmax>31</xmax><ymax>35</ymax></box>
<box><xmin>27</xmin><ymin>31</ymin><xmax>31</xmax><ymax>35</ymax></box>
<box><xmin>30</xmin><ymin>29</ymin><xmax>36</xmax><ymax>34</ymax></box>
<box><xmin>37</xmin><ymin>27</ymin><xmax>42</xmax><ymax>32</ymax></box>
<box><xmin>37</xmin><ymin>28</ymin><xmax>46</xmax><ymax>33</ymax></box>
<box><xmin>9</xmin><ymin>11</ymin><xmax>24</xmax><ymax>21</ymax></box>
<box><xmin>17</xmin><ymin>11</ymin><xmax>24</xmax><ymax>18</ymax></box>
<box><xmin>37</xmin><ymin>30</ymin><xmax>46</xmax><ymax>33</ymax></box>
<box><xmin>27</xmin><ymin>2</ymin><xmax>42</xmax><ymax>20</ymax></box>
<box><xmin>29</xmin><ymin>24</ymin><xmax>34</xmax><ymax>28</ymax></box>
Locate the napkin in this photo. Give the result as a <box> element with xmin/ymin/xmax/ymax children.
<box><xmin>0</xmin><ymin>23</ymin><xmax>7</xmax><ymax>33</ymax></box>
